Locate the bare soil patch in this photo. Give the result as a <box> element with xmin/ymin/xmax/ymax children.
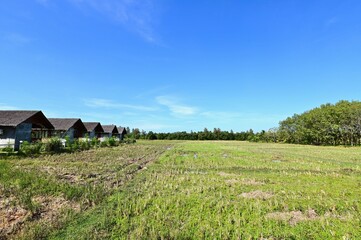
<box><xmin>0</xmin><ymin>195</ymin><xmax>80</xmax><ymax>238</ymax></box>
<box><xmin>0</xmin><ymin>196</ymin><xmax>30</xmax><ymax>237</ymax></box>
<box><xmin>32</xmin><ymin>196</ymin><xmax>80</xmax><ymax>222</ymax></box>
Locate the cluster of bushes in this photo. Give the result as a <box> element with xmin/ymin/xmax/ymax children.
<box><xmin>0</xmin><ymin>144</ymin><xmax>16</xmax><ymax>157</ymax></box>
<box><xmin>17</xmin><ymin>136</ymin><xmax>134</xmax><ymax>157</ymax></box>
<box><xmin>277</xmin><ymin>100</ymin><xmax>361</xmax><ymax>146</ymax></box>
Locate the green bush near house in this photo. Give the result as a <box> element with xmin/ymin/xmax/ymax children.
<box><xmin>20</xmin><ymin>141</ymin><xmax>42</xmax><ymax>156</ymax></box>
<box><xmin>42</xmin><ymin>137</ymin><xmax>64</xmax><ymax>153</ymax></box>
<box><xmin>90</xmin><ymin>137</ymin><xmax>100</xmax><ymax>148</ymax></box>
<box><xmin>2</xmin><ymin>144</ymin><xmax>14</xmax><ymax>153</ymax></box>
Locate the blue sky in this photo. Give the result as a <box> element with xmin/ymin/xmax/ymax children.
<box><xmin>1</xmin><ymin>0</ymin><xmax>361</xmax><ymax>132</ymax></box>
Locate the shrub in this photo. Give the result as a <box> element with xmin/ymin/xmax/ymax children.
<box><xmin>2</xmin><ymin>144</ymin><xmax>14</xmax><ymax>153</ymax></box>
<box><xmin>100</xmin><ymin>139</ymin><xmax>108</xmax><ymax>148</ymax></box>
<box><xmin>70</xmin><ymin>139</ymin><xmax>80</xmax><ymax>152</ymax></box>
<box><xmin>107</xmin><ymin>137</ymin><xmax>118</xmax><ymax>147</ymax></box>
<box><xmin>42</xmin><ymin>137</ymin><xmax>64</xmax><ymax>153</ymax></box>
<box><xmin>100</xmin><ymin>137</ymin><xmax>119</xmax><ymax>147</ymax></box>
<box><xmin>20</xmin><ymin>141</ymin><xmax>42</xmax><ymax>156</ymax></box>
<box><xmin>123</xmin><ymin>138</ymin><xmax>136</xmax><ymax>144</ymax></box>
<box><xmin>90</xmin><ymin>137</ymin><xmax>100</xmax><ymax>148</ymax></box>
<box><xmin>79</xmin><ymin>139</ymin><xmax>91</xmax><ymax>151</ymax></box>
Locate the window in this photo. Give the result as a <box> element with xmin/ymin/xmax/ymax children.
<box><xmin>0</xmin><ymin>129</ymin><xmax>3</xmax><ymax>135</ymax></box>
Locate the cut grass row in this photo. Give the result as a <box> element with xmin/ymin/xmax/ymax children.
<box><xmin>0</xmin><ymin>141</ymin><xmax>170</xmax><ymax>239</ymax></box>
<box><xmin>50</xmin><ymin>141</ymin><xmax>361</xmax><ymax>239</ymax></box>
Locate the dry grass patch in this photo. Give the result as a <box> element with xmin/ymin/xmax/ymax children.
<box><xmin>0</xmin><ymin>196</ymin><xmax>30</xmax><ymax>237</ymax></box>
<box><xmin>32</xmin><ymin>196</ymin><xmax>81</xmax><ymax>222</ymax></box>
<box><xmin>266</xmin><ymin>209</ymin><xmax>354</xmax><ymax>226</ymax></box>
<box><xmin>0</xmin><ymin>195</ymin><xmax>80</xmax><ymax>238</ymax></box>
<box><xmin>225</xmin><ymin>178</ymin><xmax>265</xmax><ymax>186</ymax></box>
<box><xmin>218</xmin><ymin>172</ymin><xmax>238</xmax><ymax>177</ymax></box>
<box><xmin>240</xmin><ymin>190</ymin><xmax>273</xmax><ymax>200</ymax></box>
<box><xmin>266</xmin><ymin>209</ymin><xmax>318</xmax><ymax>226</ymax></box>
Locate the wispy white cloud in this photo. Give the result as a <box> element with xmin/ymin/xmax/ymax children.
<box><xmin>135</xmin><ymin>85</ymin><xmax>171</xmax><ymax>99</ymax></box>
<box><xmin>84</xmin><ymin>98</ymin><xmax>157</xmax><ymax>111</ymax></box>
<box><xmin>0</xmin><ymin>103</ymin><xmax>18</xmax><ymax>110</ymax></box>
<box><xmin>156</xmin><ymin>96</ymin><xmax>198</xmax><ymax>117</ymax></box>
<box><xmin>69</xmin><ymin>0</ymin><xmax>159</xmax><ymax>43</ymax></box>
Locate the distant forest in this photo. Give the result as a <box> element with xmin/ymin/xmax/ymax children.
<box><xmin>127</xmin><ymin>100</ymin><xmax>361</xmax><ymax>146</ymax></box>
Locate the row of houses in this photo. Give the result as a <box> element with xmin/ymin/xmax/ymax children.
<box><xmin>0</xmin><ymin>110</ymin><xmax>127</xmax><ymax>150</ymax></box>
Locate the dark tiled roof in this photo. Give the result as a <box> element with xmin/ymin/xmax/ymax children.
<box><xmin>83</xmin><ymin>122</ymin><xmax>104</xmax><ymax>132</ymax></box>
<box><xmin>48</xmin><ymin>118</ymin><xmax>86</xmax><ymax>132</ymax></box>
<box><xmin>102</xmin><ymin>125</ymin><xmax>119</xmax><ymax>134</ymax></box>
<box><xmin>0</xmin><ymin>110</ymin><xmax>54</xmax><ymax>129</ymax></box>
<box><xmin>117</xmin><ymin>126</ymin><xmax>127</xmax><ymax>134</ymax></box>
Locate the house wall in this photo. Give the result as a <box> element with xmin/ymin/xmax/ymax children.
<box><xmin>14</xmin><ymin>123</ymin><xmax>32</xmax><ymax>150</ymax></box>
<box><xmin>64</xmin><ymin>128</ymin><xmax>75</xmax><ymax>141</ymax></box>
<box><xmin>0</xmin><ymin>127</ymin><xmax>16</xmax><ymax>148</ymax></box>
<box><xmin>102</xmin><ymin>133</ymin><xmax>112</xmax><ymax>138</ymax></box>
<box><xmin>88</xmin><ymin>131</ymin><xmax>95</xmax><ymax>138</ymax></box>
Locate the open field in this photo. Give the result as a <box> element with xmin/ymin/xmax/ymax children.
<box><xmin>0</xmin><ymin>142</ymin><xmax>170</xmax><ymax>239</ymax></box>
<box><xmin>1</xmin><ymin>141</ymin><xmax>361</xmax><ymax>239</ymax></box>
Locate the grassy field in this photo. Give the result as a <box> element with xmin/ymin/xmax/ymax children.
<box><xmin>1</xmin><ymin>141</ymin><xmax>361</xmax><ymax>239</ymax></box>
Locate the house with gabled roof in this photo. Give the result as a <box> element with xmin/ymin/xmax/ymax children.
<box><xmin>102</xmin><ymin>125</ymin><xmax>119</xmax><ymax>138</ymax></box>
<box><xmin>48</xmin><ymin>118</ymin><xmax>87</xmax><ymax>141</ymax></box>
<box><xmin>117</xmin><ymin>126</ymin><xmax>127</xmax><ymax>140</ymax></box>
<box><xmin>0</xmin><ymin>110</ymin><xmax>54</xmax><ymax>150</ymax></box>
<box><xmin>83</xmin><ymin>122</ymin><xmax>104</xmax><ymax>139</ymax></box>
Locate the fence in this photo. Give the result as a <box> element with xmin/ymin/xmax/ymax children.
<box><xmin>0</xmin><ymin>139</ymin><xmax>15</xmax><ymax>149</ymax></box>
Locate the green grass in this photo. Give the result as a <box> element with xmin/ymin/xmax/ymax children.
<box><xmin>2</xmin><ymin>141</ymin><xmax>361</xmax><ymax>239</ymax></box>
<box><xmin>0</xmin><ymin>142</ymin><xmax>169</xmax><ymax>239</ymax></box>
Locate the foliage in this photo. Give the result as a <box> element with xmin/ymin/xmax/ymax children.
<box><xmin>278</xmin><ymin>100</ymin><xmax>361</xmax><ymax>145</ymax></box>
<box><xmin>20</xmin><ymin>141</ymin><xmax>42</xmax><ymax>156</ymax></box>
<box><xmin>42</xmin><ymin>137</ymin><xmax>64</xmax><ymax>153</ymax></box>
<box><xmin>90</xmin><ymin>137</ymin><xmax>100</xmax><ymax>148</ymax></box>
<box><xmin>2</xmin><ymin>143</ymin><xmax>14</xmax><ymax>153</ymax></box>
<box><xmin>123</xmin><ymin>138</ymin><xmax>137</xmax><ymax>144</ymax></box>
<box><xmin>130</xmin><ymin>128</ymin><xmax>256</xmax><ymax>141</ymax></box>
<box><xmin>128</xmin><ymin>100</ymin><xmax>361</xmax><ymax>146</ymax></box>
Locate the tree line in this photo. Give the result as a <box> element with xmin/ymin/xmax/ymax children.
<box><xmin>127</xmin><ymin>128</ymin><xmax>258</xmax><ymax>141</ymax></box>
<box><xmin>278</xmin><ymin>100</ymin><xmax>361</xmax><ymax>146</ymax></box>
<box><xmin>126</xmin><ymin>100</ymin><xmax>361</xmax><ymax>146</ymax></box>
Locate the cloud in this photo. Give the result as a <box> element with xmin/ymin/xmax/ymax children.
<box><xmin>84</xmin><ymin>98</ymin><xmax>157</xmax><ymax>111</ymax></box>
<box><xmin>69</xmin><ymin>0</ymin><xmax>159</xmax><ymax>43</ymax></box>
<box><xmin>156</xmin><ymin>96</ymin><xmax>198</xmax><ymax>117</ymax></box>
<box><xmin>0</xmin><ymin>103</ymin><xmax>18</xmax><ymax>110</ymax></box>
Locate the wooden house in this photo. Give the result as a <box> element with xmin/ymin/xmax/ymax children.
<box><xmin>0</xmin><ymin>110</ymin><xmax>54</xmax><ymax>150</ymax></box>
<box><xmin>102</xmin><ymin>125</ymin><xmax>119</xmax><ymax>138</ymax></box>
<box><xmin>48</xmin><ymin>118</ymin><xmax>87</xmax><ymax>142</ymax></box>
<box><xmin>117</xmin><ymin>126</ymin><xmax>127</xmax><ymax>140</ymax></box>
<box><xmin>83</xmin><ymin>122</ymin><xmax>104</xmax><ymax>139</ymax></box>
